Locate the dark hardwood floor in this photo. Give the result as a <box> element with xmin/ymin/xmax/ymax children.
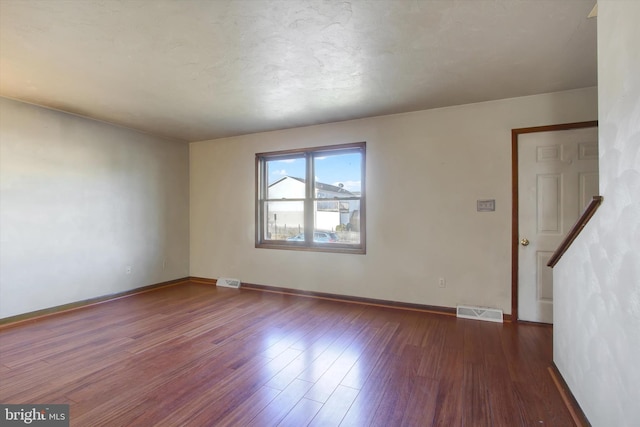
<box><xmin>0</xmin><ymin>283</ymin><xmax>574</xmax><ymax>426</ymax></box>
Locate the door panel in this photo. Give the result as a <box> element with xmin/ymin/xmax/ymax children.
<box><xmin>518</xmin><ymin>127</ymin><xmax>598</xmax><ymax>323</ymax></box>
<box><xmin>580</xmin><ymin>172</ymin><xmax>599</xmax><ymax>208</ymax></box>
<box><xmin>537</xmin><ymin>174</ymin><xmax>561</xmax><ymax>233</ymax></box>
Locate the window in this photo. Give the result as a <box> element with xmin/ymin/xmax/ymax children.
<box><xmin>256</xmin><ymin>142</ymin><xmax>366</xmax><ymax>254</ymax></box>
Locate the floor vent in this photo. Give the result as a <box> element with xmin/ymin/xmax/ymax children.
<box><xmin>216</xmin><ymin>278</ymin><xmax>241</xmax><ymax>289</ymax></box>
<box><xmin>456</xmin><ymin>305</ymin><xmax>503</xmax><ymax>323</ymax></box>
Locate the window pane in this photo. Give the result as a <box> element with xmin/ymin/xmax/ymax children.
<box><xmin>313</xmin><ymin>151</ymin><xmax>362</xmax><ymax>198</ymax></box>
<box><xmin>314</xmin><ymin>201</ymin><xmax>361</xmax><ymax>245</ymax></box>
<box><xmin>264</xmin><ymin>201</ymin><xmax>304</xmax><ymax>241</ymax></box>
<box><xmin>266</xmin><ymin>157</ymin><xmax>305</xmax><ymax>199</ymax></box>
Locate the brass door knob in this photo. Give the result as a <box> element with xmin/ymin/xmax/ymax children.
<box><xmin>520</xmin><ymin>238</ymin><xmax>530</xmax><ymax>246</ymax></box>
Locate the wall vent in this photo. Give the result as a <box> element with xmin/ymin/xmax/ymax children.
<box><xmin>456</xmin><ymin>305</ymin><xmax>503</xmax><ymax>323</ymax></box>
<box><xmin>216</xmin><ymin>278</ymin><xmax>241</xmax><ymax>289</ymax></box>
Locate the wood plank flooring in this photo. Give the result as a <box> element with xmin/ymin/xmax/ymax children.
<box><xmin>0</xmin><ymin>283</ymin><xmax>574</xmax><ymax>426</ymax></box>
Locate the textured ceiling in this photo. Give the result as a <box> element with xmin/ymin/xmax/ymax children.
<box><xmin>0</xmin><ymin>0</ymin><xmax>597</xmax><ymax>142</ymax></box>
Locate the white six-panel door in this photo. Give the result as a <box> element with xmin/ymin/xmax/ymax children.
<box><xmin>518</xmin><ymin>127</ymin><xmax>598</xmax><ymax>323</ymax></box>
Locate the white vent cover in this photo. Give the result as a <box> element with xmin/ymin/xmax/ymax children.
<box><xmin>456</xmin><ymin>305</ymin><xmax>503</xmax><ymax>323</ymax></box>
<box><xmin>216</xmin><ymin>278</ymin><xmax>241</xmax><ymax>289</ymax></box>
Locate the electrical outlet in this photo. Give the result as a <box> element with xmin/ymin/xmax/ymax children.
<box><xmin>126</xmin><ymin>266</ymin><xmax>132</xmax><ymax>275</ymax></box>
<box><xmin>438</xmin><ymin>277</ymin><xmax>446</xmax><ymax>288</ymax></box>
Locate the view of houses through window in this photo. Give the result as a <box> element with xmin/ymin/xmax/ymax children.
<box><xmin>256</xmin><ymin>143</ymin><xmax>365</xmax><ymax>253</ymax></box>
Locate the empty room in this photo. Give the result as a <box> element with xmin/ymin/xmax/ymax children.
<box><xmin>1</xmin><ymin>0</ymin><xmax>638</xmax><ymax>426</ymax></box>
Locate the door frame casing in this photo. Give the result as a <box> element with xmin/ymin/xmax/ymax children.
<box><xmin>511</xmin><ymin>120</ymin><xmax>598</xmax><ymax>321</ymax></box>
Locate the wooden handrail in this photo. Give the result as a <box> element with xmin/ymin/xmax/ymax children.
<box><xmin>547</xmin><ymin>196</ymin><xmax>603</xmax><ymax>267</ymax></box>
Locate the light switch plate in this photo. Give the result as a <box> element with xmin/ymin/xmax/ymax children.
<box><xmin>477</xmin><ymin>199</ymin><xmax>495</xmax><ymax>212</ymax></box>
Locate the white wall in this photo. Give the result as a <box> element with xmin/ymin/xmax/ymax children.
<box><xmin>0</xmin><ymin>98</ymin><xmax>190</xmax><ymax>319</ymax></box>
<box><xmin>554</xmin><ymin>1</ymin><xmax>640</xmax><ymax>426</ymax></box>
<box><xmin>191</xmin><ymin>87</ymin><xmax>597</xmax><ymax>313</ymax></box>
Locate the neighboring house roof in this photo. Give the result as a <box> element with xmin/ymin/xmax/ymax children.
<box><xmin>269</xmin><ymin>176</ymin><xmax>355</xmax><ymax>196</ymax></box>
